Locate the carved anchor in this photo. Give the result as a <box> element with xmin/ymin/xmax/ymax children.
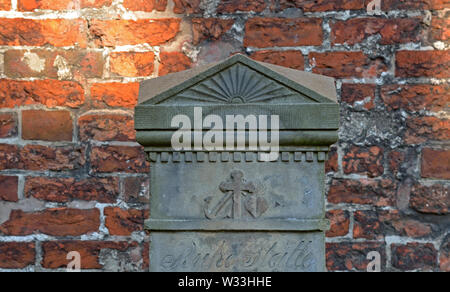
<box><xmin>205</xmin><ymin>170</ymin><xmax>268</xmax><ymax>219</ymax></box>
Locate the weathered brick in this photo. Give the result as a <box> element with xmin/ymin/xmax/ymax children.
<box><xmin>41</xmin><ymin>241</ymin><xmax>137</xmax><ymax>269</ymax></box>
<box><xmin>0</xmin><ymin>79</ymin><xmax>84</xmax><ymax>109</ymax></box>
<box><xmin>251</xmin><ymin>50</ymin><xmax>304</xmax><ymax>70</ymax></box>
<box><xmin>89</xmin><ymin>19</ymin><xmax>180</xmax><ymax>47</ymax></box>
<box><xmin>381</xmin><ymin>84</ymin><xmax>449</xmax><ymax>112</ymax></box>
<box><xmin>22</xmin><ymin>110</ymin><xmax>73</xmax><ymax>142</ymax></box>
<box><xmin>104</xmin><ymin>207</ymin><xmax>148</xmax><ymax>236</ymax></box>
<box><xmin>25</xmin><ymin>177</ymin><xmax>119</xmax><ymax>203</ymax></box>
<box><xmin>0</xmin><ymin>0</ymin><xmax>11</xmax><ymax>10</ymax></box>
<box><xmin>405</xmin><ymin>116</ymin><xmax>450</xmax><ymax>144</ymax></box>
<box><xmin>110</xmin><ymin>52</ymin><xmax>155</xmax><ymax>77</ymax></box>
<box><xmin>159</xmin><ymin>52</ymin><xmax>192</xmax><ymax>76</ymax></box>
<box><xmin>4</xmin><ymin>49</ymin><xmax>104</xmax><ymax>79</ymax></box>
<box><xmin>388</xmin><ymin>150</ymin><xmax>406</xmax><ymax>176</ymax></box>
<box><xmin>91</xmin><ymin>82</ymin><xmax>139</xmax><ymax>109</ymax></box>
<box><xmin>391</xmin><ymin>243</ymin><xmax>437</xmax><ymax>271</ymax></box>
<box><xmin>341</xmin><ymin>84</ymin><xmax>375</xmax><ymax>110</ymax></box>
<box><xmin>0</xmin><ymin>18</ymin><xmax>87</xmax><ymax>47</ymax></box>
<box><xmin>123</xmin><ymin>177</ymin><xmax>150</xmax><ymax>204</ymax></box>
<box><xmin>342</xmin><ymin>145</ymin><xmax>384</xmax><ymax>177</ymax></box>
<box><xmin>381</xmin><ymin>0</ymin><xmax>450</xmax><ymax>10</ymax></box>
<box><xmin>326</xmin><ymin>242</ymin><xmax>386</xmax><ymax>271</ymax></box>
<box><xmin>353</xmin><ymin>210</ymin><xmax>391</xmax><ymax>240</ymax></box>
<box><xmin>217</xmin><ymin>0</ymin><xmax>267</xmax><ymax>13</ymax></box>
<box><xmin>18</xmin><ymin>0</ymin><xmax>112</xmax><ymax>10</ymax></box>
<box><xmin>0</xmin><ymin>113</ymin><xmax>17</xmax><ymax>138</ymax></box>
<box><xmin>331</xmin><ymin>18</ymin><xmax>422</xmax><ymax>45</ymax></box>
<box><xmin>396</xmin><ymin>50</ymin><xmax>450</xmax><ymax>78</ymax></box>
<box><xmin>325</xmin><ymin>146</ymin><xmax>338</xmax><ymax>173</ymax></box>
<box><xmin>192</xmin><ymin>18</ymin><xmax>234</xmax><ymax>45</ymax></box>
<box><xmin>173</xmin><ymin>0</ymin><xmax>202</xmax><ymax>14</ymax></box>
<box><xmin>421</xmin><ymin>148</ymin><xmax>450</xmax><ymax>179</ymax></box>
<box><xmin>90</xmin><ymin>146</ymin><xmax>149</xmax><ymax>173</ymax></box>
<box><xmin>327</xmin><ymin>178</ymin><xmax>396</xmax><ymax>206</ymax></box>
<box><xmin>0</xmin><ymin>176</ymin><xmax>18</xmax><ymax>202</ymax></box>
<box><xmin>245</xmin><ymin>18</ymin><xmax>323</xmax><ymax>48</ymax></box>
<box><xmin>0</xmin><ymin>208</ymin><xmax>100</xmax><ymax>236</ymax></box>
<box><xmin>440</xmin><ymin>235</ymin><xmax>450</xmax><ymax>272</ymax></box>
<box><xmin>410</xmin><ymin>183</ymin><xmax>449</xmax><ymax>214</ymax></box>
<box><xmin>326</xmin><ymin>210</ymin><xmax>350</xmax><ymax>237</ymax></box>
<box><xmin>279</xmin><ymin>0</ymin><xmax>366</xmax><ymax>12</ymax></box>
<box><xmin>123</xmin><ymin>0</ymin><xmax>167</xmax><ymax>11</ymax></box>
<box><xmin>0</xmin><ymin>242</ymin><xmax>35</xmax><ymax>269</ymax></box>
<box><xmin>78</xmin><ymin>114</ymin><xmax>135</xmax><ymax>142</ymax></box>
<box><xmin>0</xmin><ymin>144</ymin><xmax>20</xmax><ymax>171</ymax></box>
<box><xmin>19</xmin><ymin>145</ymin><xmax>85</xmax><ymax>171</ymax></box>
<box><xmin>310</xmin><ymin>52</ymin><xmax>388</xmax><ymax>78</ymax></box>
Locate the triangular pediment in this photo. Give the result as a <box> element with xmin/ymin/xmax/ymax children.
<box><xmin>138</xmin><ymin>54</ymin><xmax>337</xmax><ymax>106</ymax></box>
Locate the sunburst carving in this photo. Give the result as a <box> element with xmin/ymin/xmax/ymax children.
<box><xmin>170</xmin><ymin>64</ymin><xmax>300</xmax><ymax>104</ymax></box>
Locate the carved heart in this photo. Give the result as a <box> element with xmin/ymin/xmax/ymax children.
<box><xmin>245</xmin><ymin>196</ymin><xmax>268</xmax><ymax>218</ymax></box>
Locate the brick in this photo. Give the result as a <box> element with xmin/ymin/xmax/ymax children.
<box><xmin>421</xmin><ymin>148</ymin><xmax>450</xmax><ymax>179</ymax></box>
<box><xmin>341</xmin><ymin>84</ymin><xmax>375</xmax><ymax>110</ymax></box>
<box><xmin>0</xmin><ymin>176</ymin><xmax>18</xmax><ymax>202</ymax></box>
<box><xmin>90</xmin><ymin>146</ymin><xmax>149</xmax><ymax>173</ymax></box>
<box><xmin>4</xmin><ymin>50</ymin><xmax>104</xmax><ymax>79</ymax></box>
<box><xmin>310</xmin><ymin>52</ymin><xmax>388</xmax><ymax>78</ymax></box>
<box><xmin>0</xmin><ymin>79</ymin><xmax>85</xmax><ymax>109</ymax></box>
<box><xmin>123</xmin><ymin>0</ymin><xmax>167</xmax><ymax>11</ymax></box>
<box><xmin>381</xmin><ymin>84</ymin><xmax>449</xmax><ymax>112</ymax></box>
<box><xmin>342</xmin><ymin>145</ymin><xmax>384</xmax><ymax>177</ymax></box>
<box><xmin>0</xmin><ymin>113</ymin><xmax>17</xmax><ymax>138</ymax></box>
<box><xmin>0</xmin><ymin>0</ymin><xmax>11</xmax><ymax>10</ymax></box>
<box><xmin>431</xmin><ymin>14</ymin><xmax>450</xmax><ymax>41</ymax></box>
<box><xmin>0</xmin><ymin>144</ymin><xmax>20</xmax><ymax>171</ymax></box>
<box><xmin>326</xmin><ymin>242</ymin><xmax>386</xmax><ymax>271</ymax></box>
<box><xmin>41</xmin><ymin>241</ymin><xmax>137</xmax><ymax>269</ymax></box>
<box><xmin>326</xmin><ymin>210</ymin><xmax>350</xmax><ymax>237</ymax></box>
<box><xmin>327</xmin><ymin>178</ymin><xmax>396</xmax><ymax>206</ymax></box>
<box><xmin>91</xmin><ymin>83</ymin><xmax>139</xmax><ymax>109</ymax></box>
<box><xmin>192</xmin><ymin>18</ymin><xmax>234</xmax><ymax>45</ymax></box>
<box><xmin>159</xmin><ymin>52</ymin><xmax>192</xmax><ymax>76</ymax></box>
<box><xmin>244</xmin><ymin>18</ymin><xmax>323</xmax><ymax>48</ymax></box>
<box><xmin>380</xmin><ymin>0</ymin><xmax>450</xmax><ymax>10</ymax></box>
<box><xmin>0</xmin><ymin>18</ymin><xmax>87</xmax><ymax>47</ymax></box>
<box><xmin>405</xmin><ymin>116</ymin><xmax>450</xmax><ymax>144</ymax></box>
<box><xmin>0</xmin><ymin>242</ymin><xmax>35</xmax><ymax>269</ymax></box>
<box><xmin>19</xmin><ymin>145</ymin><xmax>85</xmax><ymax>171</ymax></box>
<box><xmin>104</xmin><ymin>207</ymin><xmax>148</xmax><ymax>236</ymax></box>
<box><xmin>25</xmin><ymin>177</ymin><xmax>119</xmax><ymax>203</ymax></box>
<box><xmin>279</xmin><ymin>0</ymin><xmax>366</xmax><ymax>12</ymax></box>
<box><xmin>22</xmin><ymin>110</ymin><xmax>73</xmax><ymax>142</ymax></box>
<box><xmin>78</xmin><ymin>114</ymin><xmax>135</xmax><ymax>142</ymax></box>
<box><xmin>110</xmin><ymin>52</ymin><xmax>155</xmax><ymax>77</ymax></box>
<box><xmin>396</xmin><ymin>50</ymin><xmax>450</xmax><ymax>78</ymax></box>
<box><xmin>325</xmin><ymin>146</ymin><xmax>338</xmax><ymax>173</ymax></box>
<box><xmin>89</xmin><ymin>19</ymin><xmax>180</xmax><ymax>47</ymax></box>
<box><xmin>388</xmin><ymin>150</ymin><xmax>406</xmax><ymax>176</ymax></box>
<box><xmin>18</xmin><ymin>0</ymin><xmax>112</xmax><ymax>10</ymax></box>
<box><xmin>353</xmin><ymin>210</ymin><xmax>433</xmax><ymax>239</ymax></box>
<box><xmin>331</xmin><ymin>18</ymin><xmax>422</xmax><ymax>45</ymax></box>
<box><xmin>123</xmin><ymin>177</ymin><xmax>150</xmax><ymax>204</ymax></box>
<box><xmin>391</xmin><ymin>243</ymin><xmax>437</xmax><ymax>271</ymax></box>
<box><xmin>440</xmin><ymin>235</ymin><xmax>450</xmax><ymax>272</ymax></box>
<box><xmin>173</xmin><ymin>0</ymin><xmax>203</xmax><ymax>14</ymax></box>
<box><xmin>0</xmin><ymin>208</ymin><xmax>100</xmax><ymax>236</ymax></box>
<box><xmin>217</xmin><ymin>0</ymin><xmax>267</xmax><ymax>13</ymax></box>
<box><xmin>251</xmin><ymin>50</ymin><xmax>304</xmax><ymax>70</ymax></box>
<box><xmin>410</xmin><ymin>183</ymin><xmax>449</xmax><ymax>214</ymax></box>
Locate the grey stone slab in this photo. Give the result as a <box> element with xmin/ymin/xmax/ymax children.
<box><xmin>149</xmin><ymin>231</ymin><xmax>325</xmax><ymax>272</ymax></box>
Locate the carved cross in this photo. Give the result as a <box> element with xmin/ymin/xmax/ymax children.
<box><xmin>219</xmin><ymin>170</ymin><xmax>256</xmax><ymax>219</ymax></box>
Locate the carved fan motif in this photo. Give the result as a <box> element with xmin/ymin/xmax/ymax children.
<box><xmin>175</xmin><ymin>64</ymin><xmax>298</xmax><ymax>104</ymax></box>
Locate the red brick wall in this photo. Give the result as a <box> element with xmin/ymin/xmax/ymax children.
<box><xmin>0</xmin><ymin>0</ymin><xmax>448</xmax><ymax>272</ymax></box>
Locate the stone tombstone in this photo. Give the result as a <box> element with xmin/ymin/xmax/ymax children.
<box><xmin>134</xmin><ymin>54</ymin><xmax>339</xmax><ymax>272</ymax></box>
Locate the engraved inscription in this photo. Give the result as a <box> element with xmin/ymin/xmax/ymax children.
<box><xmin>204</xmin><ymin>170</ymin><xmax>268</xmax><ymax>219</ymax></box>
<box><xmin>159</xmin><ymin>239</ymin><xmax>315</xmax><ymax>272</ymax></box>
